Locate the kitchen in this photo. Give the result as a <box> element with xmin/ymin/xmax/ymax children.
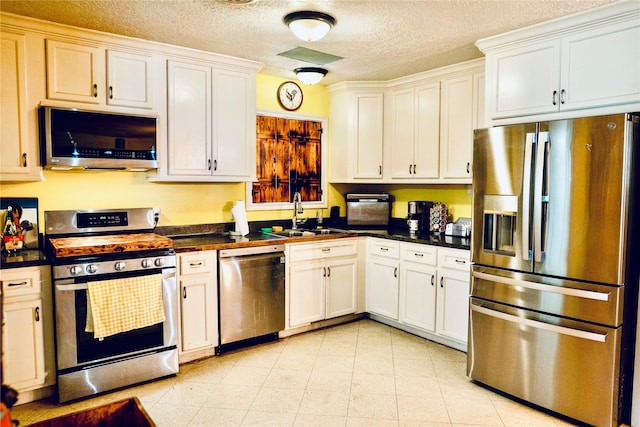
<box><xmin>1</xmin><ymin>1</ymin><xmax>640</xmax><ymax>426</ymax></box>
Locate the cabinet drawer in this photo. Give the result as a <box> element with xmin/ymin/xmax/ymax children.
<box><xmin>401</xmin><ymin>242</ymin><xmax>437</xmax><ymax>266</ymax></box>
<box><xmin>367</xmin><ymin>238</ymin><xmax>400</xmax><ymax>259</ymax></box>
<box><xmin>288</xmin><ymin>238</ymin><xmax>357</xmax><ymax>262</ymax></box>
<box><xmin>179</xmin><ymin>251</ymin><xmax>216</xmax><ymax>275</ymax></box>
<box><xmin>1</xmin><ymin>267</ymin><xmax>41</xmax><ymax>297</ymax></box>
<box><xmin>438</xmin><ymin>248</ymin><xmax>471</xmax><ymax>271</ymax></box>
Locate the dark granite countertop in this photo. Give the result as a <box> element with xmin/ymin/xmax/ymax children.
<box><xmin>1</xmin><ymin>249</ymin><xmax>49</xmax><ymax>269</ymax></box>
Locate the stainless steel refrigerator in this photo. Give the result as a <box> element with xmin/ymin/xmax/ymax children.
<box><xmin>467</xmin><ymin>113</ymin><xmax>640</xmax><ymax>427</ymax></box>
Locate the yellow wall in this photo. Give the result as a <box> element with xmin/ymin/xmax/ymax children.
<box><xmin>1</xmin><ymin>73</ymin><xmax>472</xmax><ymax>229</ymax></box>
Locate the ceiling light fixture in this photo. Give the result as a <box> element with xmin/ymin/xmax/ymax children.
<box><xmin>284</xmin><ymin>11</ymin><xmax>336</xmax><ymax>42</ymax></box>
<box><xmin>295</xmin><ymin>67</ymin><xmax>328</xmax><ymax>85</ymax></box>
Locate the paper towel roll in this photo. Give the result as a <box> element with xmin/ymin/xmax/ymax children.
<box><xmin>231</xmin><ymin>200</ymin><xmax>249</xmax><ymax>236</ymax></box>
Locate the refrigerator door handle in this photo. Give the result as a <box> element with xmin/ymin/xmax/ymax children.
<box><xmin>522</xmin><ymin>132</ymin><xmax>535</xmax><ymax>260</ymax></box>
<box><xmin>473</xmin><ymin>271</ymin><xmax>610</xmax><ymax>302</ymax></box>
<box><xmin>533</xmin><ymin>131</ymin><xmax>549</xmax><ymax>263</ymax></box>
<box><xmin>471</xmin><ymin>304</ymin><xmax>607</xmax><ymax>343</ymax></box>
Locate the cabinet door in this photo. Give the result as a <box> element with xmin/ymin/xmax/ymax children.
<box><xmin>436</xmin><ymin>269</ymin><xmax>470</xmax><ymax>344</ymax></box>
<box><xmin>440</xmin><ymin>74</ymin><xmax>474</xmax><ymax>179</ymax></box>
<box><xmin>399</xmin><ymin>262</ymin><xmax>437</xmax><ymax>332</ymax></box>
<box><xmin>389</xmin><ymin>88</ymin><xmax>416</xmax><ymax>178</ymax></box>
<box><xmin>561</xmin><ymin>20</ymin><xmax>640</xmax><ymax>111</ymax></box>
<box><xmin>289</xmin><ymin>261</ymin><xmax>325</xmax><ymax>327</ymax></box>
<box><xmin>46</xmin><ymin>39</ymin><xmax>104</xmax><ymax>104</ymax></box>
<box><xmin>180</xmin><ymin>276</ymin><xmax>216</xmax><ymax>351</ymax></box>
<box><xmin>488</xmin><ymin>40</ymin><xmax>560</xmax><ymax>119</ymax></box>
<box><xmin>212</xmin><ymin>68</ymin><xmax>254</xmax><ymax>180</ymax></box>
<box><xmin>106</xmin><ymin>50</ymin><xmax>153</xmax><ymax>109</ymax></box>
<box><xmin>366</xmin><ymin>257</ymin><xmax>399</xmax><ymax>319</ymax></box>
<box><xmin>413</xmin><ymin>82</ymin><xmax>440</xmax><ymax>179</ymax></box>
<box><xmin>2</xmin><ymin>298</ymin><xmax>46</xmax><ymax>389</ymax></box>
<box><xmin>354</xmin><ymin>93</ymin><xmax>384</xmax><ymax>179</ymax></box>
<box><xmin>167</xmin><ymin>60</ymin><xmax>212</xmax><ymax>176</ymax></box>
<box><xmin>325</xmin><ymin>256</ymin><xmax>357</xmax><ymax>319</ymax></box>
<box><xmin>0</xmin><ymin>30</ymin><xmax>38</xmax><ymax>180</ymax></box>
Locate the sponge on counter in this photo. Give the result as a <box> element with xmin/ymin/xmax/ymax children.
<box><xmin>272</xmin><ymin>226</ymin><xmax>283</xmax><ymax>232</ymax></box>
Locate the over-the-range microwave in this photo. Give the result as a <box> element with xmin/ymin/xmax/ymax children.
<box><xmin>39</xmin><ymin>106</ymin><xmax>158</xmax><ymax>171</ymax></box>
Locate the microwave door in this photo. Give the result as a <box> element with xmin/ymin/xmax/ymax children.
<box><xmin>472</xmin><ymin>123</ymin><xmax>537</xmax><ymax>273</ymax></box>
<box><xmin>534</xmin><ymin>115</ymin><xmax>629</xmax><ymax>285</ymax></box>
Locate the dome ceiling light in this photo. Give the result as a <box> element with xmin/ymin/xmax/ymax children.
<box><xmin>295</xmin><ymin>67</ymin><xmax>328</xmax><ymax>85</ymax></box>
<box><xmin>283</xmin><ymin>11</ymin><xmax>336</xmax><ymax>42</ymax></box>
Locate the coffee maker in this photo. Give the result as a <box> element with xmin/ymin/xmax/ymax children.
<box><xmin>407</xmin><ymin>201</ymin><xmax>433</xmax><ymax>233</ymax></box>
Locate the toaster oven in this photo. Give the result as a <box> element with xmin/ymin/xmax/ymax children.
<box><xmin>345</xmin><ymin>193</ymin><xmax>390</xmax><ymax>226</ymax></box>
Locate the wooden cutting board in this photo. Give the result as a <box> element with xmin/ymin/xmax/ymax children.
<box><xmin>49</xmin><ymin>233</ymin><xmax>173</xmax><ymax>258</ymax></box>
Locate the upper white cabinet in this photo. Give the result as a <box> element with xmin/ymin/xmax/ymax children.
<box><xmin>478</xmin><ymin>1</ymin><xmax>640</xmax><ymax>123</ymax></box>
<box><xmin>46</xmin><ymin>39</ymin><xmax>154</xmax><ymax>109</ymax></box>
<box><xmin>160</xmin><ymin>59</ymin><xmax>258</xmax><ymax>182</ymax></box>
<box><xmin>328</xmin><ymin>83</ymin><xmax>385</xmax><ymax>182</ymax></box>
<box><xmin>0</xmin><ymin>29</ymin><xmax>41</xmax><ymax>181</ymax></box>
<box><xmin>388</xmin><ymin>82</ymin><xmax>440</xmax><ymax>179</ymax></box>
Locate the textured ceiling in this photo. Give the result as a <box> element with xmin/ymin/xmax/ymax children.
<box><xmin>0</xmin><ymin>0</ymin><xmax>613</xmax><ymax>85</ymax></box>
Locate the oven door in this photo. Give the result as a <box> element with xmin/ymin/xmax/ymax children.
<box><xmin>53</xmin><ymin>267</ymin><xmax>177</xmax><ymax>371</ymax></box>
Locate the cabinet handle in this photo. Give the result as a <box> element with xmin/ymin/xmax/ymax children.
<box><xmin>431</xmin><ymin>275</ymin><xmax>435</xmax><ymax>286</ymax></box>
<box><xmin>413</xmin><ymin>164</ymin><xmax>416</xmax><ymax>174</ymax></box>
<box><xmin>440</xmin><ymin>277</ymin><xmax>444</xmax><ymax>288</ymax></box>
<box><xmin>8</xmin><ymin>281</ymin><xmax>28</xmax><ymax>287</ymax></box>
<box><xmin>208</xmin><ymin>159</ymin><xmax>211</xmax><ymax>170</ymax></box>
<box><xmin>213</xmin><ymin>160</ymin><xmax>218</xmax><ymax>171</ymax></box>
<box><xmin>552</xmin><ymin>90</ymin><xmax>558</xmax><ymax>106</ymax></box>
<box><xmin>321</xmin><ymin>248</ymin><xmax>331</xmax><ymax>253</ymax></box>
<box><xmin>183</xmin><ymin>287</ymin><xmax>187</xmax><ymax>299</ymax></box>
<box><xmin>109</xmin><ymin>86</ymin><xmax>113</xmax><ymax>99</ymax></box>
<box><xmin>22</xmin><ymin>153</ymin><xmax>27</xmax><ymax>167</ymax></box>
<box><xmin>466</xmin><ymin>162</ymin><xmax>470</xmax><ymax>174</ymax></box>
<box><xmin>560</xmin><ymin>89</ymin><xmax>566</xmax><ymax>104</ymax></box>
<box><xmin>189</xmin><ymin>262</ymin><xmax>204</xmax><ymax>267</ymax></box>
<box><xmin>327</xmin><ymin>267</ymin><xmax>331</xmax><ymax>277</ymax></box>
<box><xmin>394</xmin><ymin>267</ymin><xmax>398</xmax><ymax>278</ymax></box>
<box><xmin>35</xmin><ymin>306</ymin><xmax>40</xmax><ymax>322</ymax></box>
<box><xmin>380</xmin><ymin>247</ymin><xmax>389</xmax><ymax>252</ymax></box>
<box><xmin>414</xmin><ymin>252</ymin><xmax>423</xmax><ymax>258</ymax></box>
<box><xmin>455</xmin><ymin>259</ymin><xmax>467</xmax><ymax>264</ymax></box>
<box><xmin>378</xmin><ymin>165</ymin><xmax>382</xmax><ymax>175</ymax></box>
<box><xmin>409</xmin><ymin>164</ymin><xmax>412</xmax><ymax>174</ymax></box>
<box><xmin>323</xmin><ymin>267</ymin><xmax>327</xmax><ymax>277</ymax></box>
<box><xmin>93</xmin><ymin>84</ymin><xmax>98</xmax><ymax>97</ymax></box>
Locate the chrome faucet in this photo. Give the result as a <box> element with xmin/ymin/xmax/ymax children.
<box><xmin>292</xmin><ymin>192</ymin><xmax>304</xmax><ymax>229</ymax></box>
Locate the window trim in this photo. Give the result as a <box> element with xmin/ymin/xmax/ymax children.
<box><xmin>246</xmin><ymin>109</ymin><xmax>328</xmax><ymax>211</ymax></box>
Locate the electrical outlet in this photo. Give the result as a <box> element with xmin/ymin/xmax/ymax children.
<box><xmin>153</xmin><ymin>208</ymin><xmax>161</xmax><ymax>225</ymax></box>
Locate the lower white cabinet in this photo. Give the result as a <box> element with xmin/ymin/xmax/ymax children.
<box><xmin>1</xmin><ymin>266</ymin><xmax>55</xmax><ymax>402</ymax></box>
<box><xmin>177</xmin><ymin>251</ymin><xmax>217</xmax><ymax>357</ymax></box>
<box><xmin>366</xmin><ymin>238</ymin><xmax>400</xmax><ymax>319</ymax></box>
<box><xmin>287</xmin><ymin>238</ymin><xmax>358</xmax><ymax>328</ymax></box>
<box><xmin>366</xmin><ymin>238</ymin><xmax>471</xmax><ymax>349</ymax></box>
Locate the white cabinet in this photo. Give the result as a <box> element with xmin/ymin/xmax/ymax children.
<box><xmin>384</xmin><ymin>59</ymin><xmax>484</xmax><ymax>184</ymax></box>
<box><xmin>328</xmin><ymin>83</ymin><xmax>385</xmax><ymax>182</ymax></box>
<box><xmin>288</xmin><ymin>238</ymin><xmax>358</xmax><ymax>328</ymax></box>
<box><xmin>479</xmin><ymin>2</ymin><xmax>640</xmax><ymax>122</ymax></box>
<box><xmin>177</xmin><ymin>251</ymin><xmax>217</xmax><ymax>355</ymax></box>
<box><xmin>46</xmin><ymin>39</ymin><xmax>154</xmax><ymax>109</ymax></box>
<box><xmin>163</xmin><ymin>59</ymin><xmax>257</xmax><ymax>182</ymax></box>
<box><xmin>365</xmin><ymin>238</ymin><xmax>471</xmax><ymax>349</ymax></box>
<box><xmin>1</xmin><ymin>266</ymin><xmax>55</xmax><ymax>400</ymax></box>
<box><xmin>435</xmin><ymin>248</ymin><xmax>470</xmax><ymax>343</ymax></box>
<box><xmin>388</xmin><ymin>82</ymin><xmax>440</xmax><ymax>179</ymax></box>
<box><xmin>0</xmin><ymin>30</ymin><xmax>40</xmax><ymax>181</ymax></box>
<box><xmin>399</xmin><ymin>243</ymin><xmax>437</xmax><ymax>331</ymax></box>
<box><xmin>366</xmin><ymin>238</ymin><xmax>400</xmax><ymax>319</ymax></box>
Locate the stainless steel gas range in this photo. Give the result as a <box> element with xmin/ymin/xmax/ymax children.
<box><xmin>45</xmin><ymin>208</ymin><xmax>179</xmax><ymax>403</ymax></box>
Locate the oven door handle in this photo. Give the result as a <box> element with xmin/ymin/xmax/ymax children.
<box><xmin>56</xmin><ymin>270</ymin><xmax>176</xmax><ymax>291</ymax></box>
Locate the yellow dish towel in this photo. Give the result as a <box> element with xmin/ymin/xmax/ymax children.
<box><xmin>85</xmin><ymin>273</ymin><xmax>165</xmax><ymax>340</ymax></box>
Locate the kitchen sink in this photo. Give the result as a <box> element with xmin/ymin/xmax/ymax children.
<box><xmin>266</xmin><ymin>228</ymin><xmax>348</xmax><ymax>238</ymax></box>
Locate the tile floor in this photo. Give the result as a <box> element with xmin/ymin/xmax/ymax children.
<box><xmin>11</xmin><ymin>319</ymin><xmax>579</xmax><ymax>426</ymax></box>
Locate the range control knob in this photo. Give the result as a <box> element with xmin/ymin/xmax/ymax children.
<box><xmin>86</xmin><ymin>264</ymin><xmax>98</xmax><ymax>274</ymax></box>
<box><xmin>114</xmin><ymin>261</ymin><xmax>126</xmax><ymax>271</ymax></box>
<box><xmin>154</xmin><ymin>258</ymin><xmax>165</xmax><ymax>267</ymax></box>
<box><xmin>70</xmin><ymin>265</ymin><xmax>83</xmax><ymax>276</ymax></box>
<box><xmin>141</xmin><ymin>259</ymin><xmax>152</xmax><ymax>268</ymax></box>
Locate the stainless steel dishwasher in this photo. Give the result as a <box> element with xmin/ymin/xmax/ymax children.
<box><xmin>218</xmin><ymin>244</ymin><xmax>286</xmax><ymax>350</ymax></box>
